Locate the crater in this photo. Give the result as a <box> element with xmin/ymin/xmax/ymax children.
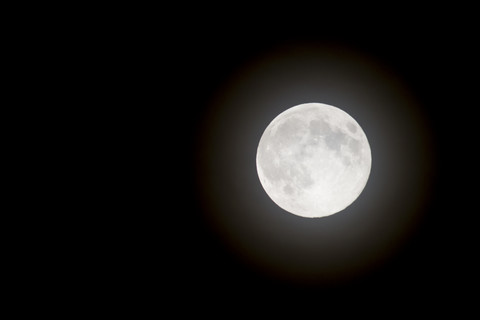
<box><xmin>325</xmin><ymin>130</ymin><xmax>348</xmax><ymax>152</ymax></box>
<box><xmin>342</xmin><ymin>156</ymin><xmax>352</xmax><ymax>166</ymax></box>
<box><xmin>349</xmin><ymin>138</ymin><xmax>361</xmax><ymax>154</ymax></box>
<box><xmin>274</xmin><ymin>117</ymin><xmax>305</xmax><ymax>145</ymax></box>
<box><xmin>283</xmin><ymin>184</ymin><xmax>294</xmax><ymax>195</ymax></box>
<box><xmin>309</xmin><ymin>118</ymin><xmax>332</xmax><ymax>137</ymax></box>
<box><xmin>258</xmin><ymin>147</ymin><xmax>286</xmax><ymax>182</ymax></box>
<box><xmin>347</xmin><ymin>122</ymin><xmax>357</xmax><ymax>133</ymax></box>
<box><xmin>298</xmin><ymin>165</ymin><xmax>314</xmax><ymax>188</ymax></box>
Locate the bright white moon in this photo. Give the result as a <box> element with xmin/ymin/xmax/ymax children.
<box><xmin>256</xmin><ymin>102</ymin><xmax>372</xmax><ymax>218</ymax></box>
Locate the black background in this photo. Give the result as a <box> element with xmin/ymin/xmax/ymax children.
<box><xmin>90</xmin><ymin>8</ymin><xmax>478</xmax><ymax>312</ymax></box>
<box><xmin>14</xmin><ymin>4</ymin><xmax>479</xmax><ymax>316</ymax></box>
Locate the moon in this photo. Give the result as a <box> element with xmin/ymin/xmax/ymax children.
<box><xmin>256</xmin><ymin>102</ymin><xmax>372</xmax><ymax>218</ymax></box>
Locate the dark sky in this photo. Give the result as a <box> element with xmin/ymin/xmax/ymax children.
<box><xmin>121</xmin><ymin>10</ymin><xmax>477</xmax><ymax>309</ymax></box>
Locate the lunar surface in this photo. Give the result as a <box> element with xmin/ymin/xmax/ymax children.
<box><xmin>256</xmin><ymin>102</ymin><xmax>372</xmax><ymax>218</ymax></box>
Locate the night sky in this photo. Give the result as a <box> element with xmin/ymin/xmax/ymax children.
<box><xmin>122</xmin><ymin>10</ymin><xmax>477</xmax><ymax>310</ymax></box>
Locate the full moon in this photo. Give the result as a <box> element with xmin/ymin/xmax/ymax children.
<box><xmin>256</xmin><ymin>102</ymin><xmax>372</xmax><ymax>218</ymax></box>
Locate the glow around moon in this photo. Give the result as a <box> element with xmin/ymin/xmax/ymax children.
<box><xmin>256</xmin><ymin>102</ymin><xmax>372</xmax><ymax>218</ymax></box>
